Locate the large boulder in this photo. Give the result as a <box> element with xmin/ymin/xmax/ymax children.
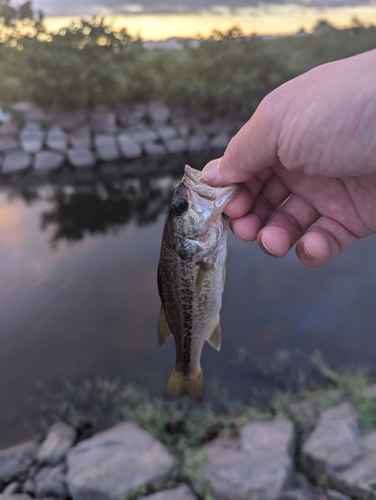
<box><xmin>67</xmin><ymin>422</ymin><xmax>178</xmax><ymax>500</ymax></box>
<box><xmin>139</xmin><ymin>484</ymin><xmax>197</xmax><ymax>500</ymax></box>
<box><xmin>37</xmin><ymin>422</ymin><xmax>76</xmax><ymax>466</ymax></box>
<box><xmin>0</xmin><ymin>441</ymin><xmax>38</xmax><ymax>488</ymax></box>
<box><xmin>3</xmin><ymin>151</ymin><xmax>31</xmax><ymax>174</ymax></box>
<box><xmin>199</xmin><ymin>418</ymin><xmax>295</xmax><ymax>500</ymax></box>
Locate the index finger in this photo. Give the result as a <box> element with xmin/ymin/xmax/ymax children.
<box><xmin>202</xmin><ymin>96</ymin><xmax>280</xmax><ymax>186</ymax></box>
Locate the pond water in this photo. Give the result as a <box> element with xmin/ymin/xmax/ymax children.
<box><xmin>1</xmin><ymin>153</ymin><xmax>376</xmax><ymax>448</ymax></box>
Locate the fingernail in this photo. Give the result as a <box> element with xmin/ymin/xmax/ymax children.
<box><xmin>261</xmin><ymin>235</ymin><xmax>276</xmax><ymax>256</ymax></box>
<box><xmin>303</xmin><ymin>243</ymin><xmax>317</xmax><ymax>259</ymax></box>
<box><xmin>202</xmin><ymin>158</ymin><xmax>221</xmax><ymax>182</ymax></box>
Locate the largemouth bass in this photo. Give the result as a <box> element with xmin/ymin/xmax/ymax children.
<box><xmin>157</xmin><ymin>165</ymin><xmax>239</xmax><ymax>403</ymax></box>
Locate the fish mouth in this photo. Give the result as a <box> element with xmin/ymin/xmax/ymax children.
<box><xmin>183</xmin><ymin>165</ymin><xmax>240</xmax><ymax>211</ymax></box>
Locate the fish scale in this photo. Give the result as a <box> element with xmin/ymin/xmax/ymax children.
<box><xmin>157</xmin><ymin>165</ymin><xmax>239</xmax><ymax>403</ymax></box>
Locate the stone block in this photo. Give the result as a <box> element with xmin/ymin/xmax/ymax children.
<box><xmin>0</xmin><ymin>137</ymin><xmax>18</xmax><ymax>152</ymax></box>
<box><xmin>139</xmin><ymin>484</ymin><xmax>197</xmax><ymax>499</ymax></box>
<box><xmin>20</xmin><ymin>125</ymin><xmax>44</xmax><ymax>154</ymax></box>
<box><xmin>199</xmin><ymin>418</ymin><xmax>294</xmax><ymax>500</ymax></box>
<box><xmin>67</xmin><ymin>148</ymin><xmax>96</xmax><ymax>169</ymax></box>
<box><xmin>148</xmin><ymin>102</ymin><xmax>170</xmax><ymax>124</ymax></box>
<box><xmin>3</xmin><ymin>151</ymin><xmax>31</xmax><ymax>174</ymax></box>
<box><xmin>144</xmin><ymin>143</ymin><xmax>165</xmax><ymax>156</ymax></box>
<box><xmin>155</xmin><ymin>125</ymin><xmax>177</xmax><ymax>142</ymax></box>
<box><xmin>210</xmin><ymin>133</ymin><xmax>230</xmax><ymax>150</ymax></box>
<box><xmin>165</xmin><ymin>138</ymin><xmax>186</xmax><ymax>154</ymax></box>
<box><xmin>34</xmin><ymin>151</ymin><xmax>65</xmax><ymax>171</ymax></box>
<box><xmin>46</xmin><ymin>126</ymin><xmax>68</xmax><ymax>152</ymax></box>
<box><xmin>53</xmin><ymin>111</ymin><xmax>87</xmax><ymax>131</ymax></box>
<box><xmin>0</xmin><ymin>441</ymin><xmax>38</xmax><ymax>487</ymax></box>
<box><xmin>67</xmin><ymin>422</ymin><xmax>178</xmax><ymax>500</ymax></box>
<box><xmin>187</xmin><ymin>134</ymin><xmax>209</xmax><ymax>152</ymax></box>
<box><xmin>69</xmin><ymin>126</ymin><xmax>92</xmax><ymax>150</ymax></box>
<box><xmin>94</xmin><ymin>135</ymin><xmax>120</xmax><ymax>162</ymax></box>
<box><xmin>117</xmin><ymin>133</ymin><xmax>142</xmax><ymax>159</ymax></box>
<box><xmin>91</xmin><ymin>108</ymin><xmax>117</xmax><ymax>135</ymax></box>
<box><xmin>37</xmin><ymin>422</ymin><xmax>76</xmax><ymax>466</ymax></box>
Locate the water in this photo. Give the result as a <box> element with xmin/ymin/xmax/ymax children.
<box><xmin>1</xmin><ymin>157</ymin><xmax>376</xmax><ymax>447</ymax></box>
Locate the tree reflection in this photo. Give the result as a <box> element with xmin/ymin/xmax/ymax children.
<box><xmin>38</xmin><ymin>176</ymin><xmax>176</xmax><ymax>245</ymax></box>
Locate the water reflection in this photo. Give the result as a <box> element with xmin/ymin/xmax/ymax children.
<box><xmin>1</xmin><ymin>159</ymin><xmax>376</xmax><ymax>448</ymax></box>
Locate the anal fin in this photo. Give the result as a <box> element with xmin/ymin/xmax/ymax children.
<box><xmin>158</xmin><ymin>307</ymin><xmax>173</xmax><ymax>346</ymax></box>
<box><xmin>207</xmin><ymin>316</ymin><xmax>221</xmax><ymax>351</ymax></box>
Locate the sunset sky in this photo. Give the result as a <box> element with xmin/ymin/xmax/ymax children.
<box><xmin>32</xmin><ymin>0</ymin><xmax>376</xmax><ymax>40</ymax></box>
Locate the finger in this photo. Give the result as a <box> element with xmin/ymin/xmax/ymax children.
<box><xmin>295</xmin><ymin>216</ymin><xmax>360</xmax><ymax>267</ymax></box>
<box><xmin>256</xmin><ymin>194</ymin><xmax>321</xmax><ymax>257</ymax></box>
<box><xmin>202</xmin><ymin>96</ymin><xmax>280</xmax><ymax>185</ymax></box>
<box><xmin>224</xmin><ymin>168</ymin><xmax>273</xmax><ymax>218</ymax></box>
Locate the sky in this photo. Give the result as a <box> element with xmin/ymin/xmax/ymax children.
<box><xmin>31</xmin><ymin>0</ymin><xmax>376</xmax><ymax>39</ymax></box>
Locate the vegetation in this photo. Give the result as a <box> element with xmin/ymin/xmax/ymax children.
<box><xmin>0</xmin><ymin>2</ymin><xmax>375</xmax><ymax>115</ymax></box>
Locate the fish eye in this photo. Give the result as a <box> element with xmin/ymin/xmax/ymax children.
<box><xmin>172</xmin><ymin>197</ymin><xmax>189</xmax><ymax>216</ymax></box>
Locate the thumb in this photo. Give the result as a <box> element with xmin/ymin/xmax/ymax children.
<box><xmin>202</xmin><ymin>97</ymin><xmax>280</xmax><ymax>186</ymax></box>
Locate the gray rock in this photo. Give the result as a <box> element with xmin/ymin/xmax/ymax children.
<box><xmin>0</xmin><ymin>121</ymin><xmax>19</xmax><ymax>137</ymax></box>
<box><xmin>67</xmin><ymin>148</ymin><xmax>96</xmax><ymax>169</ymax></box>
<box><xmin>46</xmin><ymin>126</ymin><xmax>68</xmax><ymax>152</ymax></box>
<box><xmin>37</xmin><ymin>422</ymin><xmax>76</xmax><ymax>466</ymax></box>
<box><xmin>302</xmin><ymin>403</ymin><xmax>361</xmax><ymax>478</ymax></box>
<box><xmin>165</xmin><ymin>138</ymin><xmax>186</xmax><ymax>154</ymax></box>
<box><xmin>117</xmin><ymin>133</ymin><xmax>142</xmax><ymax>159</ymax></box>
<box><xmin>148</xmin><ymin>102</ymin><xmax>170</xmax><ymax>124</ymax></box>
<box><xmin>187</xmin><ymin>134</ymin><xmax>208</xmax><ymax>152</ymax></box>
<box><xmin>91</xmin><ymin>108</ymin><xmax>117</xmax><ymax>135</ymax></box>
<box><xmin>22</xmin><ymin>479</ymin><xmax>35</xmax><ymax>496</ymax></box>
<box><xmin>3</xmin><ymin>151</ymin><xmax>31</xmax><ymax>173</ymax></box>
<box><xmin>34</xmin><ymin>151</ymin><xmax>65</xmax><ymax>171</ymax></box>
<box><xmin>144</xmin><ymin>143</ymin><xmax>165</xmax><ymax>156</ymax></box>
<box><xmin>3</xmin><ymin>482</ymin><xmax>21</xmax><ymax>494</ymax></box>
<box><xmin>278</xmin><ymin>489</ymin><xmax>312</xmax><ymax>500</ymax></box>
<box><xmin>94</xmin><ymin>135</ymin><xmax>120</xmax><ymax>162</ymax></box>
<box><xmin>35</xmin><ymin>464</ymin><xmax>68</xmax><ymax>499</ymax></box>
<box><xmin>139</xmin><ymin>484</ymin><xmax>197</xmax><ymax>499</ymax></box>
<box><xmin>20</xmin><ymin>124</ymin><xmax>44</xmax><ymax>153</ymax></box>
<box><xmin>117</xmin><ymin>103</ymin><xmax>146</xmax><ymax>126</ymax></box>
<box><xmin>0</xmin><ymin>137</ymin><xmax>18</xmax><ymax>152</ymax></box>
<box><xmin>326</xmin><ymin>491</ymin><xmax>351</xmax><ymax>500</ymax></box>
<box><xmin>176</xmin><ymin>124</ymin><xmax>190</xmax><ymax>139</ymax></box>
<box><xmin>155</xmin><ymin>125</ymin><xmax>177</xmax><ymax>142</ymax></box>
<box><xmin>125</xmin><ymin>127</ymin><xmax>158</xmax><ymax>146</ymax></box>
<box><xmin>210</xmin><ymin>133</ymin><xmax>229</xmax><ymax>150</ymax></box>
<box><xmin>200</xmin><ymin>418</ymin><xmax>294</xmax><ymax>500</ymax></box>
<box><xmin>0</xmin><ymin>108</ymin><xmax>11</xmax><ymax>123</ymax></box>
<box><xmin>363</xmin><ymin>384</ymin><xmax>376</xmax><ymax>398</ymax></box>
<box><xmin>53</xmin><ymin>111</ymin><xmax>87</xmax><ymax>132</ymax></box>
<box><xmin>289</xmin><ymin>400</ymin><xmax>317</xmax><ymax>440</ymax></box>
<box><xmin>69</xmin><ymin>126</ymin><xmax>92</xmax><ymax>150</ymax></box>
<box><xmin>0</xmin><ymin>495</ymin><xmax>33</xmax><ymax>500</ymax></box>
<box><xmin>67</xmin><ymin>422</ymin><xmax>178</xmax><ymax>500</ymax></box>
<box><xmin>0</xmin><ymin>441</ymin><xmax>38</xmax><ymax>486</ymax></box>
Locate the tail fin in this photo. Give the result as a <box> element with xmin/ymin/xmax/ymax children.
<box><xmin>164</xmin><ymin>367</ymin><xmax>204</xmax><ymax>404</ymax></box>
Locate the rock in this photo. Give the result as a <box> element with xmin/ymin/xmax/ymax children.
<box><xmin>116</xmin><ymin>103</ymin><xmax>146</xmax><ymax>126</ymax></box>
<box><xmin>3</xmin><ymin>482</ymin><xmax>21</xmax><ymax>494</ymax></box>
<box><xmin>3</xmin><ymin>151</ymin><xmax>31</xmax><ymax>174</ymax></box>
<box><xmin>22</xmin><ymin>479</ymin><xmax>35</xmax><ymax>496</ymax></box>
<box><xmin>302</xmin><ymin>403</ymin><xmax>361</xmax><ymax>478</ymax></box>
<box><xmin>91</xmin><ymin>108</ymin><xmax>117</xmax><ymax>135</ymax></box>
<box><xmin>288</xmin><ymin>400</ymin><xmax>317</xmax><ymax>440</ymax></box>
<box><xmin>326</xmin><ymin>491</ymin><xmax>351</xmax><ymax>500</ymax></box>
<box><xmin>278</xmin><ymin>489</ymin><xmax>312</xmax><ymax>500</ymax></box>
<box><xmin>69</xmin><ymin>126</ymin><xmax>92</xmax><ymax>150</ymax></box>
<box><xmin>0</xmin><ymin>121</ymin><xmax>20</xmax><ymax>137</ymax></box>
<box><xmin>94</xmin><ymin>135</ymin><xmax>120</xmax><ymax>162</ymax></box>
<box><xmin>139</xmin><ymin>484</ymin><xmax>197</xmax><ymax>499</ymax></box>
<box><xmin>46</xmin><ymin>126</ymin><xmax>68</xmax><ymax>152</ymax></box>
<box><xmin>53</xmin><ymin>111</ymin><xmax>87</xmax><ymax>132</ymax></box>
<box><xmin>363</xmin><ymin>384</ymin><xmax>376</xmax><ymax>398</ymax></box>
<box><xmin>0</xmin><ymin>137</ymin><xmax>18</xmax><ymax>152</ymax></box>
<box><xmin>210</xmin><ymin>133</ymin><xmax>229</xmax><ymax>150</ymax></box>
<box><xmin>37</xmin><ymin>422</ymin><xmax>76</xmax><ymax>466</ymax></box>
<box><xmin>125</xmin><ymin>127</ymin><xmax>158</xmax><ymax>146</ymax></box>
<box><xmin>117</xmin><ymin>134</ymin><xmax>142</xmax><ymax>159</ymax></box>
<box><xmin>67</xmin><ymin>422</ymin><xmax>178</xmax><ymax>500</ymax></box>
<box><xmin>187</xmin><ymin>134</ymin><xmax>208</xmax><ymax>152</ymax></box>
<box><xmin>67</xmin><ymin>148</ymin><xmax>96</xmax><ymax>169</ymax></box>
<box><xmin>148</xmin><ymin>102</ymin><xmax>170</xmax><ymax>124</ymax></box>
<box><xmin>165</xmin><ymin>138</ymin><xmax>186</xmax><ymax>154</ymax></box>
<box><xmin>0</xmin><ymin>495</ymin><xmax>33</xmax><ymax>500</ymax></box>
<box><xmin>155</xmin><ymin>125</ymin><xmax>177</xmax><ymax>142</ymax></box>
<box><xmin>0</xmin><ymin>108</ymin><xmax>11</xmax><ymax>123</ymax></box>
<box><xmin>144</xmin><ymin>143</ymin><xmax>165</xmax><ymax>156</ymax></box>
<box><xmin>35</xmin><ymin>464</ymin><xmax>68</xmax><ymax>499</ymax></box>
<box><xmin>0</xmin><ymin>441</ymin><xmax>38</xmax><ymax>487</ymax></box>
<box><xmin>20</xmin><ymin>123</ymin><xmax>44</xmax><ymax>153</ymax></box>
<box><xmin>199</xmin><ymin>418</ymin><xmax>294</xmax><ymax>500</ymax></box>
<box><xmin>34</xmin><ymin>151</ymin><xmax>65</xmax><ymax>171</ymax></box>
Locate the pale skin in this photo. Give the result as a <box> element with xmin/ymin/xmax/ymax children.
<box><xmin>202</xmin><ymin>49</ymin><xmax>376</xmax><ymax>267</ymax></box>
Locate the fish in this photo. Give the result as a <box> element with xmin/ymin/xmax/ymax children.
<box><xmin>157</xmin><ymin>165</ymin><xmax>240</xmax><ymax>403</ymax></box>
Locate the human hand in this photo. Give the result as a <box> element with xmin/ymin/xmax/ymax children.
<box><xmin>202</xmin><ymin>49</ymin><xmax>376</xmax><ymax>267</ymax></box>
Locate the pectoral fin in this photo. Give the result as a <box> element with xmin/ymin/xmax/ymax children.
<box><xmin>196</xmin><ymin>265</ymin><xmax>210</xmax><ymax>295</ymax></box>
<box><xmin>158</xmin><ymin>307</ymin><xmax>173</xmax><ymax>346</ymax></box>
<box><xmin>207</xmin><ymin>316</ymin><xmax>221</xmax><ymax>351</ymax></box>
